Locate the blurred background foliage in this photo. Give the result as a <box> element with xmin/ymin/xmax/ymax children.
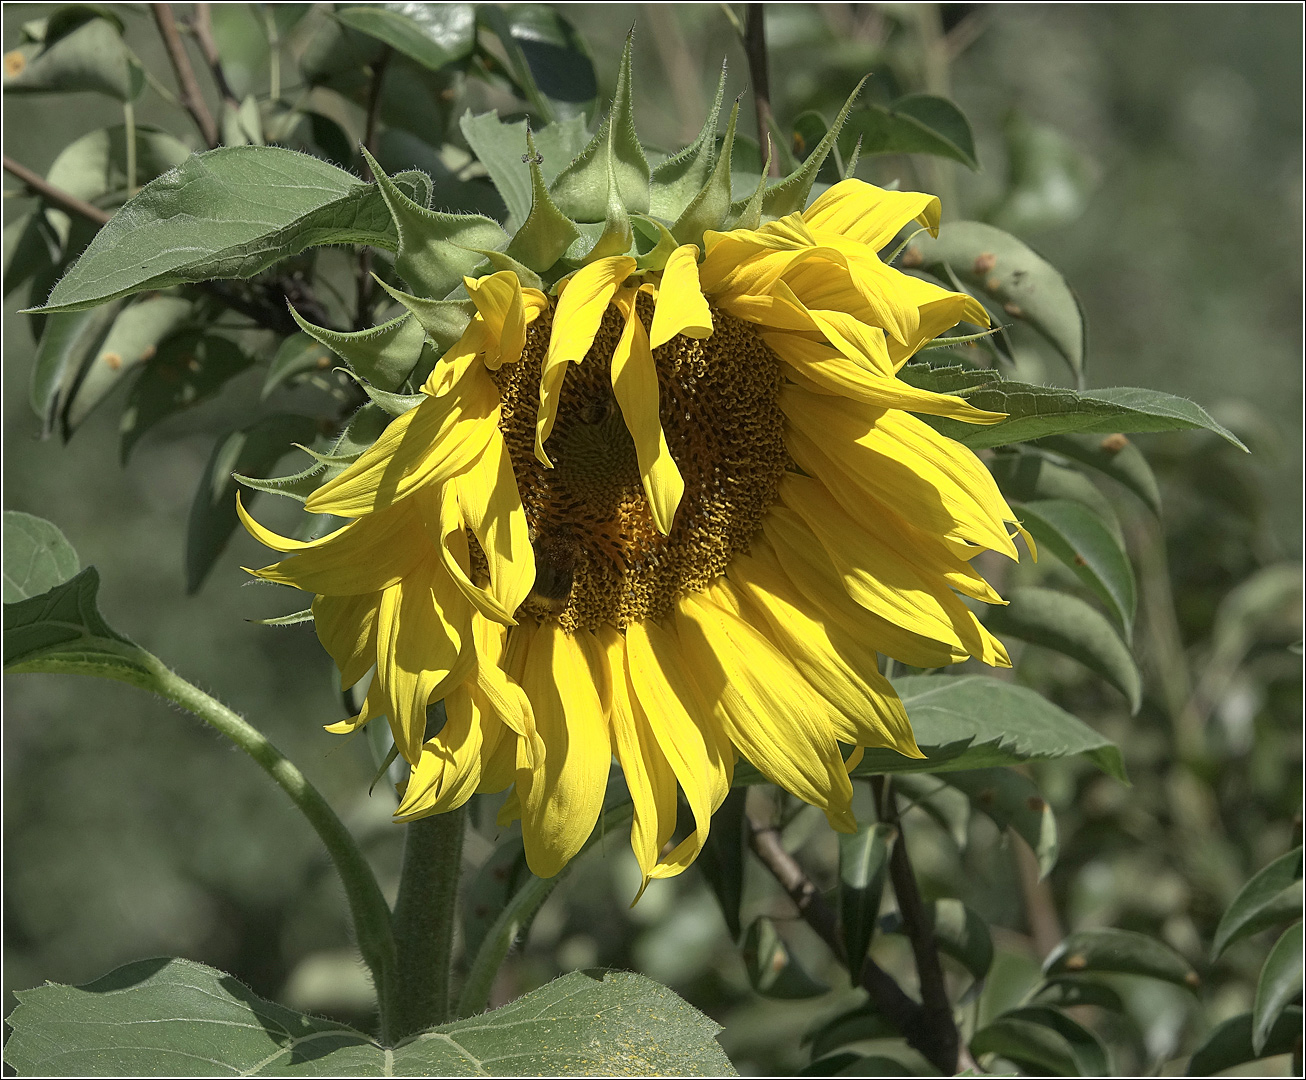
<box><xmin>3</xmin><ymin>3</ymin><xmax>1301</xmax><ymax>1075</ymax></box>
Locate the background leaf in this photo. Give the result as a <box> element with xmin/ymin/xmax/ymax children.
<box><xmin>842</xmin><ymin>95</ymin><xmax>979</xmax><ymax>170</ymax></box>
<box><xmin>2</xmin><ymin>958</ymin><xmax>738</xmax><ymax>1076</ymax></box>
<box><xmin>2</xmin><ymin>16</ymin><xmax>140</xmax><ymax>101</ymax></box>
<box><xmin>1212</xmin><ymin>847</ymin><xmax>1303</xmax><ymax>958</ymax></box>
<box><xmin>335</xmin><ymin>3</ymin><xmax>476</xmax><ymax>73</ymax></box>
<box><xmin>839</xmin><ymin>821</ymin><xmax>895</xmax><ymax>973</ymax></box>
<box><xmin>1034</xmin><ymin>432</ymin><xmax>1163</xmax><ymax>517</ymax></box>
<box><xmin>1251</xmin><ymin>920</ymin><xmax>1303</xmax><ymax>1054</ymax></box>
<box><xmin>2</xmin><ymin>511</ymin><xmax>80</xmax><ymax>602</ymax></box>
<box><xmin>1044</xmin><ymin>928</ymin><xmax>1200</xmax><ymax>990</ymax></box>
<box><xmin>942</xmin><ymin>767</ymin><xmax>1060</xmax><ymax>876</ymax></box>
<box><xmin>1185</xmin><ymin>1006</ymin><xmax>1303</xmax><ymax>1076</ymax></box>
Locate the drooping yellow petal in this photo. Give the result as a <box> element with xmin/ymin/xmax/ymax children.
<box><xmin>465</xmin><ymin>270</ymin><xmax>526</xmax><ymax>370</ymax></box>
<box><xmin>248</xmin><ymin>499</ymin><xmax>426</xmax><ymax>595</ymax></box>
<box><xmin>307</xmin><ymin>367</ymin><xmax>501</xmax><ymax>518</ymax></box>
<box><xmin>649</xmin><ymin>244</ymin><xmax>712</xmax><ymax>349</ymax></box>
<box><xmin>626</xmin><ymin>619</ymin><xmax>729</xmax><ymax>879</ymax></box>
<box><xmin>394</xmin><ymin>684</ymin><xmax>488</xmax><ymax>819</ymax></box>
<box><xmin>471</xmin><ymin>615</ymin><xmax>542</xmax><ymax>768</ymax></box>
<box><xmin>676</xmin><ymin>586</ymin><xmax>855</xmax><ymax>833</ymax></box>
<box><xmin>312</xmin><ymin>591</ymin><xmax>381</xmax><ymax>690</ymax></box>
<box><xmin>514</xmin><ymin>622</ymin><xmax>612</xmax><ymax>878</ymax></box>
<box><xmin>611</xmin><ymin>290</ymin><xmax>684</xmax><ymax>535</ymax></box>
<box><xmin>598</xmin><ymin>625</ymin><xmax>678</xmax><ymax>894</ymax></box>
<box><xmin>727</xmin><ymin>547</ymin><xmax>922</xmax><ymax>758</ymax></box>
<box><xmin>780</xmin><ymin>383</ymin><xmax>1020</xmax><ymax>559</ymax></box>
<box><xmin>535</xmin><ymin>256</ymin><xmax>637</xmax><ymax>466</ymax></box>
<box><xmin>237</xmin><ymin>491</ymin><xmax>349</xmax><ymax>552</ymax></box>
<box><xmin>762</xmin><ymin>331</ymin><xmax>1004</xmax><ymax>423</ymax></box>
<box><xmin>415</xmin><ymin>484</ymin><xmax>517</xmax><ymax>626</ymax></box>
<box><xmin>803</xmin><ymin>178</ymin><xmax>941</xmax><ymax>251</ymax></box>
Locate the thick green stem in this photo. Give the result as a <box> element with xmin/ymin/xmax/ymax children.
<box><xmin>385</xmin><ymin>808</ymin><xmax>467</xmax><ymax>1042</ymax></box>
<box><xmin>138</xmin><ymin>655</ymin><xmax>398</xmax><ymax>1008</ymax></box>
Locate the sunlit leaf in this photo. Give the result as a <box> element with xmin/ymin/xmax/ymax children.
<box><xmin>335</xmin><ymin>3</ymin><xmax>476</xmax><ymax>73</ymax></box>
<box><xmin>2</xmin><ymin>512</ymin><xmax>79</xmax><ymax>603</ymax></box>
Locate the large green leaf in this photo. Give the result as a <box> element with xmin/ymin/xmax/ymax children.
<box><xmin>2</xmin><ymin>16</ymin><xmax>141</xmax><ymax>101</ymax></box>
<box><xmin>925</xmin><ymin>379</ymin><xmax>1248</xmax><ymax>451</ymax></box>
<box><xmin>973</xmin><ymin>1006</ymin><xmax>1109</xmax><ymax>1076</ymax></box>
<box><xmin>45</xmin><ymin>124</ymin><xmax>191</xmax><ymax>217</ymax></box>
<box><xmin>942</xmin><ymin>767</ymin><xmax>1059</xmax><ymax>876</ymax></box>
<box><xmin>907</xmin><ymin>221</ymin><xmax>1083</xmax><ymax>381</ymax></box>
<box><xmin>1186</xmin><ymin>1006</ymin><xmax>1303</xmax><ymax>1076</ymax></box>
<box><xmin>986</xmin><ymin>587</ymin><xmax>1142</xmax><ymax>711</ymax></box>
<box><xmin>1034</xmin><ymin>432</ymin><xmax>1163</xmax><ymax>517</ymax></box>
<box><xmin>28</xmin><ymin>302</ymin><xmax>123</xmax><ymax>433</ymax></box>
<box><xmin>3</xmin><ymin>958</ymin><xmax>737</xmax><ymax>1076</ymax></box>
<box><xmin>1252</xmin><ymin>921</ymin><xmax>1304</xmax><ymax>1054</ymax></box>
<box><xmin>1012</xmin><ymin>499</ymin><xmax>1137</xmax><ymax>634</ymax></box>
<box><xmin>1212</xmin><ymin>847</ymin><xmax>1303</xmax><ymax>959</ymax></box>
<box><xmin>1044</xmin><ymin>928</ymin><xmax>1200</xmax><ymax>990</ymax></box>
<box><xmin>34</xmin><ymin>147</ymin><xmax>433</xmax><ymax>313</ymax></box>
<box><xmin>335</xmin><ymin>3</ymin><xmax>476</xmax><ymax>73</ymax></box>
<box><xmin>2</xmin><ymin>511</ymin><xmax>80</xmax><ymax>603</ymax></box>
<box><xmin>843</xmin><ymin>94</ymin><xmax>979</xmax><ymax>170</ymax></box>
<box><xmin>186</xmin><ymin>415</ymin><xmax>320</xmax><ymax>594</ymax></box>
<box><xmin>848</xmin><ymin>675</ymin><xmax>1126</xmax><ymax>781</ymax></box>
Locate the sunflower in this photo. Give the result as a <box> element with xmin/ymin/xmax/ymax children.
<box><xmin>240</xmin><ymin>68</ymin><xmax>1025</xmax><ymax>888</ymax></box>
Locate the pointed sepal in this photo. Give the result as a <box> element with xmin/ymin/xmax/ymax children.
<box><xmin>549</xmin><ymin>32</ymin><xmax>650</xmax><ymax>221</ymax></box>
<box><xmin>360</xmin><ymin>146</ymin><xmax>507</xmax><ymax>299</ymax></box>
<box><xmin>371</xmin><ymin>278</ymin><xmax>475</xmax><ymax>352</ymax></box>
<box><xmin>650</xmin><ymin>60</ymin><xmax>728</xmax><ymax>220</ymax></box>
<box><xmin>505</xmin><ymin>126</ymin><xmax>582</xmax><ymax>272</ymax></box>
<box><xmin>761</xmin><ymin>78</ymin><xmax>866</xmax><ymax>218</ymax></box>
<box><xmin>672</xmin><ymin>100</ymin><xmax>740</xmax><ymax>247</ymax></box>
<box><xmin>288</xmin><ymin>306</ymin><xmax>425</xmax><ymax>391</ymax></box>
<box><xmin>727</xmin><ymin>137</ymin><xmax>774</xmax><ymax>231</ymax></box>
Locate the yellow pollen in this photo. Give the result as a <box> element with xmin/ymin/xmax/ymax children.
<box><xmin>492</xmin><ymin>295</ymin><xmax>788</xmax><ymax>631</ymax></box>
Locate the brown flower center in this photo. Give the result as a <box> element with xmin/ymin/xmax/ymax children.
<box><xmin>490</xmin><ymin>296</ymin><xmax>788</xmax><ymax>631</ymax></box>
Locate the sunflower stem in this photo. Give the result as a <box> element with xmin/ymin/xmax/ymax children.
<box><xmin>386</xmin><ymin>807</ymin><xmax>467</xmax><ymax>1041</ymax></box>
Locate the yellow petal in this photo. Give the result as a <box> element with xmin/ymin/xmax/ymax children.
<box><xmin>535</xmin><ymin>256</ymin><xmax>637</xmax><ymax>466</ymax></box>
<box><xmin>803</xmin><ymin>178</ymin><xmax>941</xmax><ymax>250</ymax></box>
<box><xmin>394</xmin><ymin>684</ymin><xmax>488</xmax><ymax>819</ymax></box>
<box><xmin>417</xmin><ymin>484</ymin><xmax>517</xmax><ymax>626</ymax></box>
<box><xmin>237</xmin><ymin>491</ymin><xmax>349</xmax><ymax>552</ymax></box>
<box><xmin>611</xmin><ymin>291</ymin><xmax>685</xmax><ymax>535</ymax></box>
<box><xmin>649</xmin><ymin>244</ymin><xmax>712</xmax><ymax>349</ymax></box>
<box><xmin>514</xmin><ymin>622</ymin><xmax>611</xmax><ymax>878</ymax></box>
<box><xmin>727</xmin><ymin>547</ymin><xmax>922</xmax><ymax>758</ymax></box>
<box><xmin>598</xmin><ymin>626</ymin><xmax>678</xmax><ymax>893</ymax></box>
<box><xmin>312</xmin><ymin>591</ymin><xmax>381</xmax><ymax>690</ymax></box>
<box><xmin>465</xmin><ymin>270</ymin><xmax>527</xmax><ymax>369</ymax></box>
<box><xmin>472</xmin><ymin>616</ymin><xmax>542</xmax><ymax>768</ymax></box>
<box><xmin>421</xmin><ymin>322</ymin><xmax>486</xmax><ymax>397</ymax></box>
<box><xmin>676</xmin><ymin>587</ymin><xmax>855</xmax><ymax>832</ymax></box>
<box><xmin>307</xmin><ymin>368</ymin><xmax>501</xmax><ymax>518</ymax></box>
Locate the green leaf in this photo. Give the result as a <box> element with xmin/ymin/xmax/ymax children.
<box><xmin>2</xmin><ymin>566</ymin><xmax>152</xmax><ymax>684</ymax></box>
<box><xmin>462</xmin><ymin>837</ymin><xmax>535</xmax><ymax>969</ymax></box>
<box><xmin>35</xmin><ymin>147</ymin><xmax>434</xmax><ymax>313</ymax></box>
<box><xmin>1029</xmin><ymin>977</ymin><xmax>1126</xmax><ymax>1013</ymax></box>
<box><xmin>335</xmin><ymin>3</ymin><xmax>476</xmax><ymax>72</ymax></box>
<box><xmin>2</xmin><ymin>958</ymin><xmax>737</xmax><ymax>1076</ymax></box>
<box><xmin>849</xmin><ymin>675</ymin><xmax>1126</xmax><ymax>781</ymax></box>
<box><xmin>119</xmin><ymin>332</ymin><xmax>253</xmax><ymax>463</ymax></box>
<box><xmin>1013</xmin><ymin>498</ymin><xmax>1136</xmax><ymax>633</ymax></box>
<box><xmin>650</xmin><ymin>62</ymin><xmax>728</xmax><ymax>221</ymax></box>
<box><xmin>986</xmin><ymin>587</ymin><xmax>1142</xmax><ymax>712</ymax></box>
<box><xmin>262</xmin><ymin>332</ymin><xmax>336</xmax><ymax>399</ymax></box>
<box><xmin>743</xmin><ymin>917</ymin><xmax>829</xmax><ymax>999</ymax></box>
<box><xmin>1213</xmin><ymin>848</ymin><xmax>1304</xmax><ymax>959</ymax></box>
<box><xmin>843</xmin><ymin>94</ymin><xmax>979</xmax><ymax>170</ymax></box>
<box><xmin>986</xmin><ymin>1006</ymin><xmax>1110</xmax><ymax>1076</ymax></box>
<box><xmin>989</xmin><ymin>112</ymin><xmax>1096</xmax><ymax>235</ymax></box>
<box><xmin>3</xmin><ymin>16</ymin><xmax>140</xmax><ymax>101</ymax></box>
<box><xmin>289</xmin><ymin>307</ymin><xmax>425</xmax><ymax>391</ymax></box>
<box><xmin>927</xmin><ymin>379</ymin><xmax>1247</xmax><ymax>451</ymax></box>
<box><xmin>804</xmin><ymin>1004</ymin><xmax>897</xmax><ymax>1061</ymax></box>
<box><xmin>697</xmin><ymin>787</ymin><xmax>747</xmax><ymax>941</ymax></box>
<box><xmin>800</xmin><ymin>1054</ymin><xmax>913</xmax><ymax>1077</ymax></box>
<box><xmin>476</xmin><ymin>4</ymin><xmax>597</xmax><ymax>124</ymax></box>
<box><xmin>762</xmin><ymin>78</ymin><xmax>865</xmax><ymax>219</ymax></box>
<box><xmin>928</xmin><ymin>898</ymin><xmax>994</xmax><ymax>985</ymax></box>
<box><xmin>28</xmin><ymin>302</ymin><xmax>123</xmax><ymax>434</ymax></box>
<box><xmin>44</xmin><ymin>124</ymin><xmax>189</xmax><ymax>220</ymax></box>
<box><xmin>360</xmin><ymin>147</ymin><xmax>507</xmax><ymax>299</ymax></box>
<box><xmin>1044</xmin><ymin>928</ymin><xmax>1200</xmax><ymax>990</ymax></box>
<box><xmin>894</xmin><ymin>773</ymin><xmax>971</xmax><ymax>847</ymax></box>
<box><xmin>549</xmin><ymin>33</ymin><xmax>649</xmax><ymax>221</ymax></box>
<box><xmin>459</xmin><ymin>110</ymin><xmax>538</xmax><ymax>229</ymax></box>
<box><xmin>1186</xmin><ymin>1006</ymin><xmax>1303</xmax><ymax>1076</ymax></box>
<box><xmin>991</xmin><ymin>449</ymin><xmax>1124</xmax><ymax>545</ymax></box>
<box><xmin>62</xmin><ymin>295</ymin><xmax>194</xmax><ymax>436</ymax></box>
<box><xmin>907</xmin><ymin>221</ymin><xmax>1083</xmax><ymax>380</ymax></box>
<box><xmin>186</xmin><ymin>415</ymin><xmax>320</xmax><ymax>594</ymax></box>
<box><xmin>942</xmin><ymin>767</ymin><xmax>1060</xmax><ymax>877</ymax></box>
<box><xmin>2</xmin><ymin>512</ymin><xmax>80</xmax><ymax>603</ymax></box>
<box><xmin>970</xmin><ymin>1015</ymin><xmax>1080</xmax><ymax>1075</ymax></box>
<box><xmin>897</xmin><ymin>361</ymin><xmax>1001</xmax><ymax>396</ymax></box>
<box><xmin>1253</xmin><ymin>921</ymin><xmax>1304</xmax><ymax>1054</ymax></box>
<box><xmin>3</xmin><ymin>210</ymin><xmax>60</xmax><ymax>299</ymax></box>
<box><xmin>1035</xmin><ymin>433</ymin><xmax>1163</xmax><ymax>517</ymax></box>
<box><xmin>839</xmin><ymin>821</ymin><xmax>895</xmax><ymax>973</ymax></box>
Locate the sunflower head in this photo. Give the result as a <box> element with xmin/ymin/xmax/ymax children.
<box><xmin>241</xmin><ymin>41</ymin><xmax>1026</xmax><ymax>886</ymax></box>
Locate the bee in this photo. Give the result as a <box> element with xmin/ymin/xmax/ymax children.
<box><xmin>526</xmin><ymin>527</ymin><xmax>577</xmax><ymax>617</ymax></box>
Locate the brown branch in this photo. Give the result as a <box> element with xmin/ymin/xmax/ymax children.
<box><xmin>191</xmin><ymin>3</ymin><xmax>240</xmax><ymax>110</ymax></box>
<box><xmin>4</xmin><ymin>156</ymin><xmax>111</xmax><ymax>225</ymax></box>
<box><xmin>742</xmin><ymin>4</ymin><xmax>781</xmax><ymax>177</ymax></box>
<box><xmin>355</xmin><ymin>48</ymin><xmax>392</xmax><ymax>329</ymax></box>
<box><xmin>152</xmin><ymin>3</ymin><xmax>219</xmax><ymax>149</ymax></box>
